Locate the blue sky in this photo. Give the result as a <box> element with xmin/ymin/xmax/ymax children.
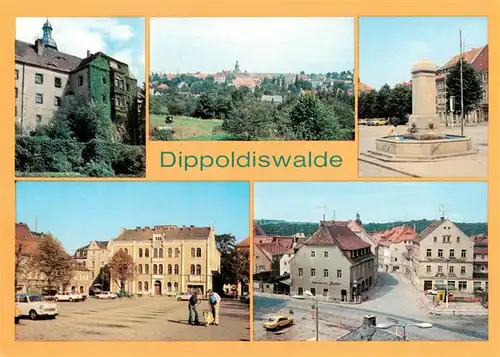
<box><xmin>359</xmin><ymin>17</ymin><xmax>488</xmax><ymax>89</ymax></box>
<box><xmin>16</xmin><ymin>17</ymin><xmax>145</xmax><ymax>83</ymax></box>
<box><xmin>16</xmin><ymin>182</ymin><xmax>249</xmax><ymax>252</ymax></box>
<box><xmin>150</xmin><ymin>17</ymin><xmax>354</xmax><ymax>74</ymax></box>
<box><xmin>254</xmin><ymin>182</ymin><xmax>487</xmax><ymax>223</ymax></box>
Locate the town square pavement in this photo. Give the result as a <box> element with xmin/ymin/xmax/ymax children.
<box><xmin>16</xmin><ymin>296</ymin><xmax>249</xmax><ymax>341</ymax></box>
<box><xmin>358</xmin><ymin>124</ymin><xmax>488</xmax><ymax>178</ymax></box>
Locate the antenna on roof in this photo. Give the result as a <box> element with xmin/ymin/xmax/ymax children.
<box><xmin>439</xmin><ymin>204</ymin><xmax>447</xmax><ymax>221</ymax></box>
<box><xmin>34</xmin><ymin>215</ymin><xmax>38</xmax><ymax>232</ymax></box>
<box><xmin>316</xmin><ymin>206</ymin><xmax>327</xmax><ymax>224</ymax></box>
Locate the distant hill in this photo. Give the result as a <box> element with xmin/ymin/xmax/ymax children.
<box><xmin>257</xmin><ymin>219</ymin><xmax>488</xmax><ymax>238</ymax></box>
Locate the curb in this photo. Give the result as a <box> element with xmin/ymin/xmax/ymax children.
<box><xmin>358</xmin><ymin>157</ymin><xmax>421</xmax><ymax>178</ymax></box>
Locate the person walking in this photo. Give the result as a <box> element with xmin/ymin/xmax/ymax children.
<box><xmin>188</xmin><ymin>290</ymin><xmax>200</xmax><ymax>325</ymax></box>
<box><xmin>208</xmin><ymin>290</ymin><xmax>222</xmax><ymax>326</ymax></box>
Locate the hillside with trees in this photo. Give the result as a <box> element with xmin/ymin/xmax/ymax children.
<box><xmin>258</xmin><ymin>219</ymin><xmax>488</xmax><ymax>237</ymax></box>
<box><xmin>149</xmin><ymin>71</ymin><xmax>354</xmax><ymax>141</ymax></box>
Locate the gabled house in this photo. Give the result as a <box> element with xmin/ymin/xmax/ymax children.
<box><xmin>403</xmin><ymin>217</ymin><xmax>475</xmax><ymax>295</ymax></box>
<box><xmin>290</xmin><ymin>222</ymin><xmax>376</xmax><ymax>302</ymax></box>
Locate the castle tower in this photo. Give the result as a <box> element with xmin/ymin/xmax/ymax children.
<box><xmin>42</xmin><ymin>18</ymin><xmax>58</xmax><ymax>50</ymax></box>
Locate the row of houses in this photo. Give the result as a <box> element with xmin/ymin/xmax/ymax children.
<box><xmin>252</xmin><ymin>215</ymin><xmax>488</xmax><ymax>302</ymax></box>
<box><xmin>15</xmin><ymin>222</ymin><xmax>223</xmax><ymax>297</ymax></box>
<box><xmin>359</xmin><ymin>45</ymin><xmax>489</xmax><ymax>123</ymax></box>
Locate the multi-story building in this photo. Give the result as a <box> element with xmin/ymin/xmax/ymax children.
<box><xmin>15</xmin><ymin>222</ymin><xmax>42</xmax><ymax>293</ymax></box>
<box><xmin>435</xmin><ymin>45</ymin><xmax>488</xmax><ymax>124</ymax></box>
<box><xmin>403</xmin><ymin>217</ymin><xmax>475</xmax><ymax>295</ymax></box>
<box><xmin>321</xmin><ymin>217</ymin><xmax>379</xmax><ymax>282</ymax></box>
<box><xmin>110</xmin><ymin>225</ymin><xmax>221</xmax><ymax>296</ymax></box>
<box><xmin>15</xmin><ymin>19</ymin><xmax>140</xmax><ymax>137</ymax></box>
<box><xmin>74</xmin><ymin>240</ymin><xmax>112</xmax><ymax>284</ymax></box>
<box><xmin>68</xmin><ymin>263</ymin><xmax>93</xmax><ymax>295</ymax></box>
<box><xmin>472</xmin><ymin>235</ymin><xmax>488</xmax><ymax>291</ymax></box>
<box><xmin>290</xmin><ymin>222</ymin><xmax>376</xmax><ymax>302</ymax></box>
<box><xmin>372</xmin><ymin>225</ymin><xmax>417</xmax><ymax>272</ymax></box>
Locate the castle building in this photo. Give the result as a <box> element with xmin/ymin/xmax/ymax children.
<box><xmin>15</xmin><ymin>19</ymin><xmax>140</xmax><ymax>137</ymax></box>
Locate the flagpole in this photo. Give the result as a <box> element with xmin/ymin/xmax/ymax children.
<box><xmin>460</xmin><ymin>29</ymin><xmax>464</xmax><ymax>136</ymax></box>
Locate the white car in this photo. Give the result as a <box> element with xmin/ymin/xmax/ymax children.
<box><xmin>292</xmin><ymin>295</ymin><xmax>306</xmax><ymax>300</ymax></box>
<box><xmin>96</xmin><ymin>291</ymin><xmax>117</xmax><ymax>299</ymax></box>
<box><xmin>177</xmin><ymin>292</ymin><xmax>191</xmax><ymax>301</ymax></box>
<box><xmin>54</xmin><ymin>291</ymin><xmax>82</xmax><ymax>302</ymax></box>
<box><xmin>16</xmin><ymin>294</ymin><xmax>59</xmax><ymax>320</ymax></box>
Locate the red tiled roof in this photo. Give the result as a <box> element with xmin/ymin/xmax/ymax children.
<box><xmin>306</xmin><ymin>225</ymin><xmax>371</xmax><ymax>250</ymax></box>
<box><xmin>233</xmin><ymin>77</ymin><xmax>257</xmax><ymax>88</ymax></box>
<box><xmin>259</xmin><ymin>241</ymin><xmax>293</xmax><ymax>256</ymax></box>
<box><xmin>358</xmin><ymin>81</ymin><xmax>374</xmax><ymax>93</ymax></box>
<box><xmin>381</xmin><ymin>226</ymin><xmax>417</xmax><ymax>244</ymax></box>
<box><xmin>236</xmin><ymin>237</ymin><xmax>250</xmax><ymax>247</ymax></box>
<box><xmin>440</xmin><ymin>46</ymin><xmax>486</xmax><ymax>71</ymax></box>
<box><xmin>253</xmin><ymin>221</ymin><xmax>267</xmax><ymax>236</ymax></box>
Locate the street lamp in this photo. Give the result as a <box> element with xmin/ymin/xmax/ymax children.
<box><xmin>376</xmin><ymin>318</ymin><xmax>433</xmax><ymax>340</ymax></box>
<box><xmin>304</xmin><ymin>290</ymin><xmax>319</xmax><ymax>341</ymax></box>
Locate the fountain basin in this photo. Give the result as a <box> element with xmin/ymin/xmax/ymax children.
<box><xmin>366</xmin><ymin>134</ymin><xmax>478</xmax><ymax>162</ymax></box>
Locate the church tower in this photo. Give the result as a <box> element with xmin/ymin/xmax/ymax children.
<box><xmin>234</xmin><ymin>60</ymin><xmax>241</xmax><ymax>73</ymax></box>
<box><xmin>355</xmin><ymin>212</ymin><xmax>362</xmax><ymax>226</ymax></box>
<box><xmin>42</xmin><ymin>18</ymin><xmax>58</xmax><ymax>50</ymax></box>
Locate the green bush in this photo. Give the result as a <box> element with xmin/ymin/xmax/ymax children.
<box><xmin>80</xmin><ymin>161</ymin><xmax>115</xmax><ymax>177</ymax></box>
<box><xmin>112</xmin><ymin>144</ymin><xmax>145</xmax><ymax>176</ymax></box>
<box><xmin>82</xmin><ymin>139</ymin><xmax>119</xmax><ymax>165</ymax></box>
<box><xmin>16</xmin><ymin>136</ymin><xmax>84</xmax><ymax>173</ymax></box>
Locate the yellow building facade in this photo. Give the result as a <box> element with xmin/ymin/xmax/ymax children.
<box><xmin>110</xmin><ymin>225</ymin><xmax>221</xmax><ymax>296</ymax></box>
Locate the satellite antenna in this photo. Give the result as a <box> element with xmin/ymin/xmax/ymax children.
<box><xmin>315</xmin><ymin>206</ymin><xmax>327</xmax><ymax>222</ymax></box>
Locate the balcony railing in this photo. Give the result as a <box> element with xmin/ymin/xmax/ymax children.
<box><xmin>188</xmin><ymin>275</ymin><xmax>203</xmax><ymax>282</ymax></box>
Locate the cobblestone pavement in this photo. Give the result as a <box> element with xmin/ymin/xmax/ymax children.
<box><xmin>16</xmin><ymin>296</ymin><xmax>250</xmax><ymax>341</ymax></box>
<box><xmin>254</xmin><ymin>272</ymin><xmax>488</xmax><ymax>341</ymax></box>
<box><xmin>358</xmin><ymin>124</ymin><xmax>488</xmax><ymax>178</ymax></box>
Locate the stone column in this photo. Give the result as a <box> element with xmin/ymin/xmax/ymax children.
<box><xmin>408</xmin><ymin>59</ymin><xmax>441</xmax><ymax>139</ymax></box>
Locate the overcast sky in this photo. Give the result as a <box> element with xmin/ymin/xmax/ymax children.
<box><xmin>16</xmin><ymin>17</ymin><xmax>145</xmax><ymax>83</ymax></box>
<box><xmin>150</xmin><ymin>17</ymin><xmax>354</xmax><ymax>74</ymax></box>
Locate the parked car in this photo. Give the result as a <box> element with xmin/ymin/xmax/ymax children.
<box><xmin>365</xmin><ymin>118</ymin><xmax>374</xmax><ymax>126</ymax></box>
<box><xmin>54</xmin><ymin>291</ymin><xmax>82</xmax><ymax>302</ymax></box>
<box><xmin>116</xmin><ymin>291</ymin><xmax>133</xmax><ymax>298</ymax></box>
<box><xmin>16</xmin><ymin>293</ymin><xmax>59</xmax><ymax>320</ymax></box>
<box><xmin>177</xmin><ymin>292</ymin><xmax>191</xmax><ymax>301</ymax></box>
<box><xmin>263</xmin><ymin>315</ymin><xmax>294</xmax><ymax>331</ymax></box>
<box><xmin>373</xmin><ymin>118</ymin><xmax>389</xmax><ymax>126</ymax></box>
<box><xmin>358</xmin><ymin>118</ymin><xmax>367</xmax><ymax>125</ymax></box>
<box><xmin>292</xmin><ymin>294</ymin><xmax>306</xmax><ymax>300</ymax></box>
<box><xmin>240</xmin><ymin>293</ymin><xmax>250</xmax><ymax>304</ymax></box>
<box><xmin>15</xmin><ymin>306</ymin><xmax>22</xmax><ymax>324</ymax></box>
<box><xmin>95</xmin><ymin>291</ymin><xmax>117</xmax><ymax>299</ymax></box>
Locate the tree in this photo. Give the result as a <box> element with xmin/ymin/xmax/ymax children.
<box><xmin>373</xmin><ymin>84</ymin><xmax>391</xmax><ymax>118</ymax></box>
<box><xmin>289</xmin><ymin>94</ymin><xmax>345</xmax><ymax>140</ymax></box>
<box><xmin>446</xmin><ymin>60</ymin><xmax>482</xmax><ymax>115</ymax></box>
<box><xmin>358</xmin><ymin>90</ymin><xmax>375</xmax><ymax>119</ymax></box>
<box><xmin>215</xmin><ymin>234</ymin><xmax>249</xmax><ymax>285</ymax></box>
<box><xmin>30</xmin><ymin>234</ymin><xmax>74</xmax><ymax>293</ymax></box>
<box><xmin>15</xmin><ymin>242</ymin><xmax>31</xmax><ymax>290</ymax></box>
<box><xmin>222</xmin><ymin>99</ymin><xmax>274</xmax><ymax>140</ymax></box>
<box><xmin>108</xmin><ymin>249</ymin><xmax>135</xmax><ymax>292</ymax></box>
<box><xmin>387</xmin><ymin>84</ymin><xmax>412</xmax><ymax>119</ymax></box>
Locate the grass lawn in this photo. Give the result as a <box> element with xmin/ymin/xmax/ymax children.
<box><xmin>150</xmin><ymin>115</ymin><xmax>230</xmax><ymax>140</ymax></box>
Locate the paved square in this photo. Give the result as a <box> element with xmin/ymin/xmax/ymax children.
<box><xmin>16</xmin><ymin>296</ymin><xmax>249</xmax><ymax>341</ymax></box>
<box><xmin>358</xmin><ymin>124</ymin><xmax>488</xmax><ymax>178</ymax></box>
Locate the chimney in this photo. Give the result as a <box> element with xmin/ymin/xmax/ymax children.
<box><xmin>441</xmin><ymin>216</ymin><xmax>445</xmax><ymax>221</ymax></box>
<box><xmin>35</xmin><ymin>38</ymin><xmax>44</xmax><ymax>55</ymax></box>
<box><xmin>87</xmin><ymin>50</ymin><xmax>91</xmax><ymax>57</ymax></box>
<box><xmin>363</xmin><ymin>315</ymin><xmax>376</xmax><ymax>327</ymax></box>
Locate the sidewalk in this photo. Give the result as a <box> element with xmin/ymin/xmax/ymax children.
<box><xmin>429</xmin><ymin>302</ymin><xmax>488</xmax><ymax>316</ymax></box>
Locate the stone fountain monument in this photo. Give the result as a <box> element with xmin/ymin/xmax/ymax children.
<box><xmin>362</xmin><ymin>58</ymin><xmax>478</xmax><ymax>162</ymax></box>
